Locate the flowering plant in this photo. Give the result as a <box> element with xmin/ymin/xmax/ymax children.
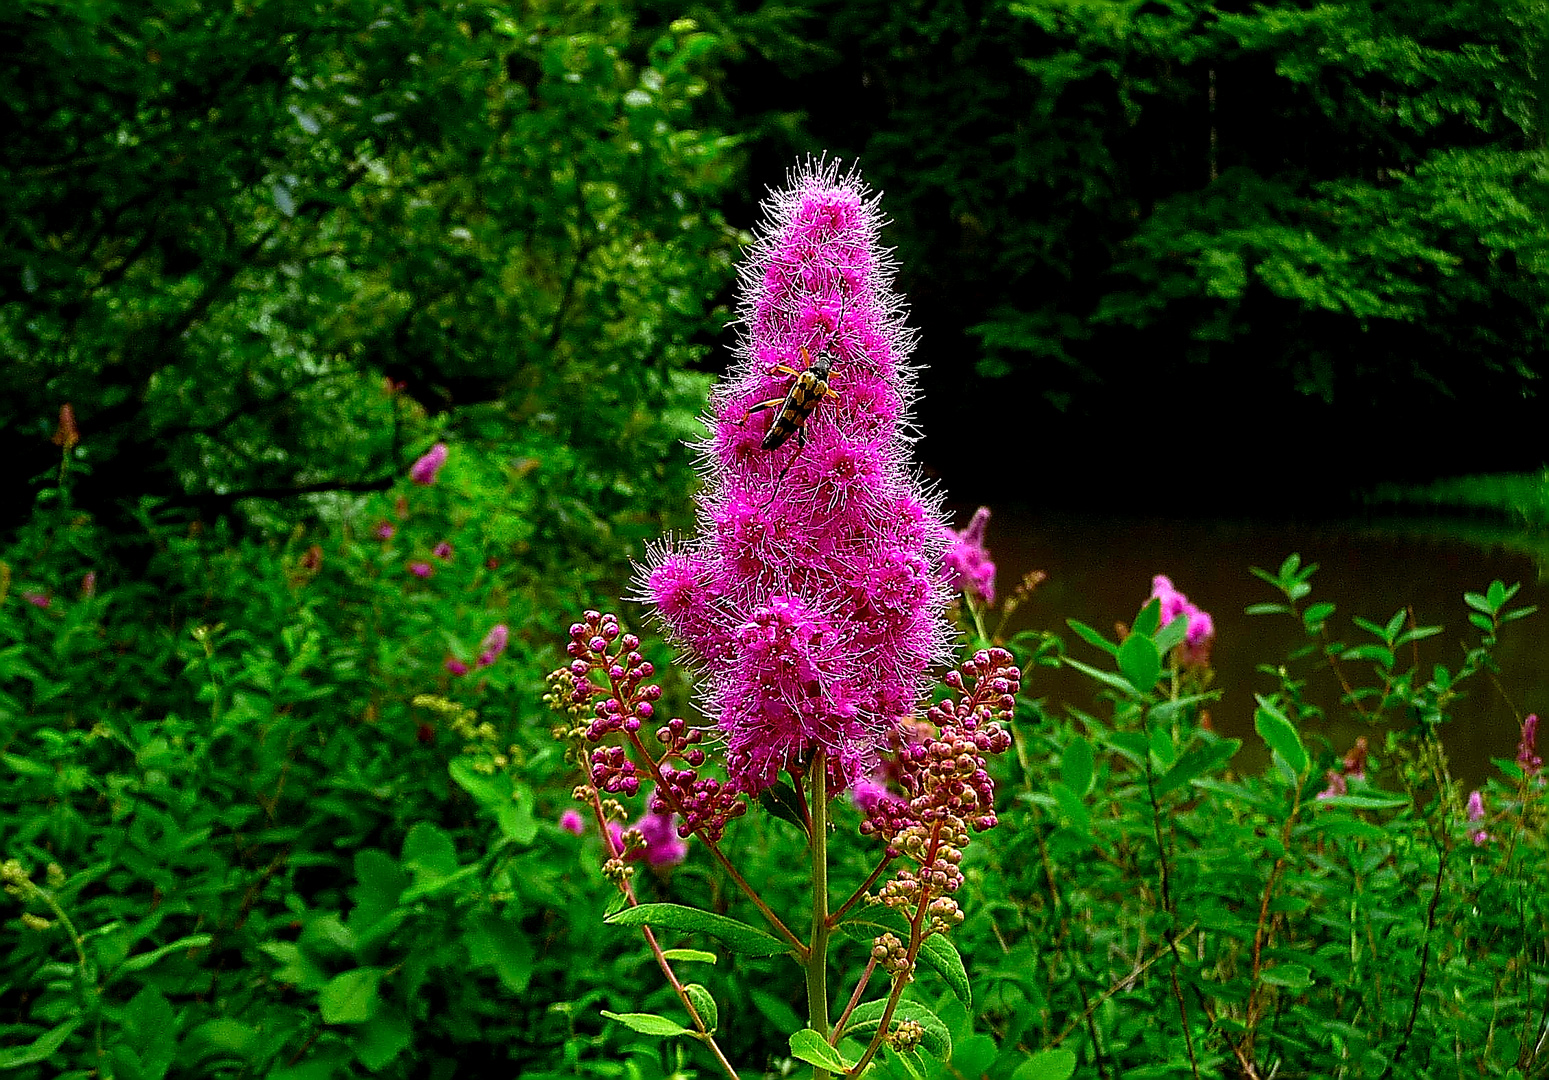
<box><xmin>545</xmin><ymin>161</ymin><xmax>1019</xmax><ymax>1076</ymax></box>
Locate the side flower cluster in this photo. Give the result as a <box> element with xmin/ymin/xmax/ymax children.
<box><xmin>551</xmin><ymin>610</ymin><xmax>746</xmax><ymax>845</ymax></box>
<box><xmin>860</xmin><ymin>648</ymin><xmax>1018</xmax><ymax>973</ymax></box>
<box><xmin>942</xmin><ymin>507</ymin><xmax>996</xmax><ymax>604</ymax></box>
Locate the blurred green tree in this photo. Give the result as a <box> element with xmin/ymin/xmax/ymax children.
<box><xmin>722</xmin><ymin>0</ymin><xmax>1549</xmax><ymax>496</ymax></box>
<box><xmin>2</xmin><ymin>0</ymin><xmax>740</xmax><ymax>539</ymax></box>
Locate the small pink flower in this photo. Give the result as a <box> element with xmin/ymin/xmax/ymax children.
<box><xmin>409</xmin><ymin>442</ymin><xmax>449</xmax><ymax>485</ymax></box>
<box><xmin>1517</xmin><ymin>714</ymin><xmax>1541</xmax><ymax>776</ymax></box>
<box><xmin>80</xmin><ymin>572</ymin><xmax>96</xmax><ymax>598</ymax></box>
<box><xmin>476</xmin><ymin>624</ymin><xmax>509</xmax><ymax>668</ymax></box>
<box><xmin>22</xmin><ymin>591</ymin><xmax>50</xmax><ymax>609</ymax></box>
<box><xmin>1150</xmin><ymin>575</ymin><xmax>1214</xmax><ymax>664</ymax></box>
<box><xmin>850</xmin><ymin>774</ymin><xmax>900</xmax><ymax>812</ymax></box>
<box><xmin>433</xmin><ymin>541</ymin><xmax>453</xmax><ymax>560</ymax></box>
<box><xmin>374</xmin><ymin>522</ymin><xmax>395</xmax><ymax>540</ymax></box>
<box><xmin>559</xmin><ymin>809</ymin><xmax>586</xmax><ymax>835</ymax></box>
<box><xmin>408</xmin><ymin>561</ymin><xmax>433</xmax><ymax>579</ymax></box>
<box><xmin>943</xmin><ymin>507</ymin><xmax>997</xmax><ymax>604</ymax></box>
<box><xmin>1467</xmin><ymin>790</ymin><xmax>1491</xmax><ymax>845</ymax></box>
<box><xmin>444</xmin><ymin>657</ymin><xmax>469</xmax><ymax>676</ymax></box>
<box><xmin>1316</xmin><ymin>769</ymin><xmax>1348</xmax><ymax>800</ymax></box>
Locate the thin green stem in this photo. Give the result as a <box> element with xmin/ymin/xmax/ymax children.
<box><xmin>807</xmin><ymin>753</ymin><xmax>832</xmax><ymax>1054</ymax></box>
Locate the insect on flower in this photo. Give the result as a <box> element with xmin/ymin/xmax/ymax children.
<box><xmin>739</xmin><ymin>344</ymin><xmax>841</xmax><ymax>451</ymax></box>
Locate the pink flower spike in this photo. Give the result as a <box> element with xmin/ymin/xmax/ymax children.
<box><xmin>476</xmin><ymin>623</ymin><xmax>509</xmax><ymax>668</ymax></box>
<box><xmin>22</xmin><ymin>591</ymin><xmax>50</xmax><ymax>609</ymax></box>
<box><xmin>409</xmin><ymin>442</ymin><xmax>449</xmax><ymax>485</ymax></box>
<box><xmin>433</xmin><ymin>541</ymin><xmax>453</xmax><ymax>560</ymax></box>
<box><xmin>639</xmin><ymin>158</ymin><xmax>954</xmax><ymax>793</ymax></box>
<box><xmin>1316</xmin><ymin>769</ymin><xmax>1347</xmax><ymax>800</ymax></box>
<box><xmin>444</xmin><ymin>657</ymin><xmax>469</xmax><ymax>676</ymax></box>
<box><xmin>633</xmin><ymin>805</ymin><xmax>689</xmax><ymax>867</ymax></box>
<box><xmin>559</xmin><ymin>809</ymin><xmax>586</xmax><ymax>835</ymax></box>
<box><xmin>374</xmin><ymin>522</ymin><xmax>395</xmax><ymax>540</ymax></box>
<box><xmin>943</xmin><ymin>506</ymin><xmax>997</xmax><ymax>603</ymax></box>
<box><xmin>1466</xmin><ymin>789</ymin><xmax>1486</xmax><ymax>822</ymax></box>
<box><xmin>80</xmin><ymin>572</ymin><xmax>96</xmax><ymax>598</ymax></box>
<box><xmin>408</xmin><ymin>561</ymin><xmax>433</xmax><ymax>579</ymax></box>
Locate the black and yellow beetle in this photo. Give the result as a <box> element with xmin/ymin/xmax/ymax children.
<box><xmin>740</xmin><ymin>345</ymin><xmax>841</xmax><ymax>451</ymax></box>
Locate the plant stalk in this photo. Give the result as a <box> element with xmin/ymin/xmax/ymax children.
<box><xmin>806</xmin><ymin>751</ymin><xmax>832</xmax><ymax>1074</ymax></box>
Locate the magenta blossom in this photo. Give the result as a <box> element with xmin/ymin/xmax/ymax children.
<box><xmin>559</xmin><ymin>809</ymin><xmax>586</xmax><ymax>836</ymax></box>
<box><xmin>433</xmin><ymin>541</ymin><xmax>453</xmax><ymax>560</ymax></box>
<box><xmin>640</xmin><ymin>160</ymin><xmax>953</xmax><ymax>792</ymax></box>
<box><xmin>444</xmin><ymin>657</ymin><xmax>469</xmax><ymax>676</ymax></box>
<box><xmin>1150</xmin><ymin>575</ymin><xmax>1215</xmax><ymax>664</ymax></box>
<box><xmin>1315</xmin><ymin>769</ymin><xmax>1348</xmax><ymax>801</ymax></box>
<box><xmin>608</xmin><ymin>804</ymin><xmax>690</xmax><ymax>867</ymax></box>
<box><xmin>408</xmin><ymin>561</ymin><xmax>433</xmax><ymax>579</ymax></box>
<box><xmin>1466</xmin><ymin>789</ymin><xmax>1490</xmax><ymax>845</ymax></box>
<box><xmin>850</xmin><ymin>773</ymin><xmax>901</xmax><ymax>812</ymax></box>
<box><xmin>374</xmin><ymin>522</ymin><xmax>395</xmax><ymax>540</ymax></box>
<box><xmin>1517</xmin><ymin>714</ymin><xmax>1541</xmax><ymax>776</ymax></box>
<box><xmin>943</xmin><ymin>506</ymin><xmax>997</xmax><ymax>604</ymax></box>
<box><xmin>22</xmin><ymin>591</ymin><xmax>50</xmax><ymax>609</ymax></box>
<box><xmin>476</xmin><ymin>624</ymin><xmax>509</xmax><ymax>668</ymax></box>
<box><xmin>409</xmin><ymin>442</ymin><xmax>448</xmax><ymax>485</ymax></box>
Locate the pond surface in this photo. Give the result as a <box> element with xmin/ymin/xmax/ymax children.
<box><xmin>960</xmin><ymin>505</ymin><xmax>1549</xmax><ymax>788</ymax></box>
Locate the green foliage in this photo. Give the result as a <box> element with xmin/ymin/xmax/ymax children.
<box><xmin>2</xmin><ymin>0</ymin><xmax>737</xmax><ymax>539</ymax></box>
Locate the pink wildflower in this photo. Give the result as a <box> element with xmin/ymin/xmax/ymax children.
<box><xmin>640</xmin><ymin>160</ymin><xmax>953</xmax><ymax>793</ymax></box>
<box><xmin>1150</xmin><ymin>575</ymin><xmax>1215</xmax><ymax>663</ymax></box>
<box><xmin>850</xmin><ymin>773</ymin><xmax>900</xmax><ymax>812</ymax></box>
<box><xmin>433</xmin><ymin>541</ymin><xmax>453</xmax><ymax>560</ymax></box>
<box><xmin>559</xmin><ymin>809</ymin><xmax>586</xmax><ymax>836</ymax></box>
<box><xmin>21</xmin><ymin>591</ymin><xmax>50</xmax><ymax>609</ymax></box>
<box><xmin>374</xmin><ymin>522</ymin><xmax>395</xmax><ymax>540</ymax></box>
<box><xmin>408</xmin><ymin>561</ymin><xmax>433</xmax><ymax>579</ymax></box>
<box><xmin>1466</xmin><ymin>789</ymin><xmax>1490</xmax><ymax>845</ymax></box>
<box><xmin>1316</xmin><ymin>769</ymin><xmax>1348</xmax><ymax>800</ymax></box>
<box><xmin>608</xmin><ymin>804</ymin><xmax>690</xmax><ymax>867</ymax></box>
<box><xmin>1517</xmin><ymin>714</ymin><xmax>1541</xmax><ymax>776</ymax></box>
<box><xmin>444</xmin><ymin>657</ymin><xmax>469</xmax><ymax>676</ymax></box>
<box><xmin>476</xmin><ymin>624</ymin><xmax>509</xmax><ymax>668</ymax></box>
<box><xmin>409</xmin><ymin>442</ymin><xmax>448</xmax><ymax>485</ymax></box>
<box><xmin>80</xmin><ymin>571</ymin><xmax>96</xmax><ymax>598</ymax></box>
<box><xmin>943</xmin><ymin>506</ymin><xmax>997</xmax><ymax>603</ymax></box>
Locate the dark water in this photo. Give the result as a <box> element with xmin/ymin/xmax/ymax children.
<box><xmin>962</xmin><ymin>506</ymin><xmax>1549</xmax><ymax>787</ymax></box>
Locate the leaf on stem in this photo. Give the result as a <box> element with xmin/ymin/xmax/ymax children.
<box><xmin>606</xmin><ymin>902</ymin><xmax>790</xmax><ymax>956</ymax></box>
<box><xmin>789</xmin><ymin>1028</ymin><xmax>855</xmax><ymax>1071</ymax></box>
<box><xmin>843</xmin><ymin>999</ymin><xmax>952</xmax><ymax>1059</ymax></box>
<box><xmin>833</xmin><ymin>911</ymin><xmax>972</xmax><ymax>1008</ymax></box>
<box><xmin>600</xmin><ymin>1010</ymin><xmax>691</xmax><ymax>1037</ymax></box>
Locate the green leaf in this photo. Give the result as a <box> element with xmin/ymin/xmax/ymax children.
<box><xmin>1254</xmin><ymin>699</ymin><xmax>1308</xmax><ymax>774</ymax></box>
<box><xmin>601</xmin><ymin>1011</ymin><xmax>690</xmax><ymax>1037</ymax></box>
<box><xmin>1060</xmin><ymin>655</ymin><xmax>1140</xmax><ymax>699</ymax></box>
<box><xmin>660</xmin><ymin>948</ymin><xmax>717</xmax><ymax>964</ymax></box>
<box><xmin>1245</xmin><ymin>602</ymin><xmax>1290</xmax><ymax>616</ymax></box>
<box><xmin>1154</xmin><ymin>739</ymin><xmax>1242</xmax><ymax>797</ymax></box>
<box><xmin>1302</xmin><ymin>601</ymin><xmax>1336</xmax><ymax>628</ymax></box>
<box><xmin>606</xmin><ymin>903</ymin><xmax>790</xmax><ymax>956</ymax></box>
<box><xmin>468</xmin><ymin>912</ymin><xmax>534</xmax><ymax>994</ymax></box>
<box><xmin>684</xmin><ymin>983</ymin><xmax>718</xmax><ymax>1033</ymax></box>
<box><xmin>950</xmin><ymin>1034</ymin><xmax>999</xmax><ymax>1076</ymax></box>
<box><xmin>757</xmin><ymin>781</ymin><xmax>809</xmax><ymax>834</ymax></box>
<box><xmin>749</xmin><ymin>987</ymin><xmax>803</xmax><ymax>1033</ymax></box>
<box><xmin>1118</xmin><ymin>633</ymin><xmax>1162</xmax><ymax>694</ymax></box>
<box><xmin>1314</xmin><ymin>792</ymin><xmax>1410</xmax><ymax>810</ymax></box>
<box><xmin>789</xmin><ymin>1028</ymin><xmax>855</xmax><ymax>1071</ymax></box>
<box><xmin>354</xmin><ymin>1008</ymin><xmax>411</xmax><ymax>1071</ymax></box>
<box><xmin>1154</xmin><ymin>614</ymin><xmax>1189</xmax><ymax>653</ymax></box>
<box><xmin>318</xmin><ymin>967</ymin><xmax>383</xmax><ymax>1024</ymax></box>
<box><xmin>1260</xmin><ymin>963</ymin><xmax>1314</xmax><ymax>989</ymax></box>
<box><xmin>401</xmin><ymin>821</ymin><xmax>458</xmax><ymax>879</ymax></box>
<box><xmin>1050</xmin><ymin>781</ymin><xmax>1092</xmax><ymax>832</ymax></box>
<box><xmin>123</xmin><ymin>987</ymin><xmax>177</xmax><ymax>1080</ymax></box>
<box><xmin>1132</xmin><ymin>596</ymin><xmax>1162</xmax><ymax>638</ymax></box>
<box><xmin>1060</xmin><ymin>737</ymin><xmax>1094</xmax><ymax>797</ymax></box>
<box><xmin>844</xmin><ymin>999</ymin><xmax>951</xmax><ymax>1060</ymax></box>
<box><xmin>833</xmin><ymin>911</ymin><xmax>972</xmax><ymax>1009</ymax></box>
<box><xmin>0</xmin><ymin>1020</ymin><xmax>82</xmax><ymax>1069</ymax></box>
<box><xmin>1065</xmin><ymin>618</ymin><xmax>1117</xmax><ymax>656</ymax></box>
<box><xmin>110</xmin><ymin>933</ymin><xmax>214</xmax><ymax>978</ymax></box>
<box><xmin>1014</xmin><ymin>1047</ymin><xmax>1078</xmax><ymax>1080</ymax></box>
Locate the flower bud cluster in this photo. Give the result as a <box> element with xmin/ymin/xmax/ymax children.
<box><xmin>559</xmin><ymin>610</ymin><xmax>748</xmax><ymax>845</ymax></box>
<box><xmin>887</xmin><ymin>1019</ymin><xmax>925</xmax><ymax>1052</ymax></box>
<box><xmin>870</xmin><ymin>932</ymin><xmax>913</xmax><ymax>978</ymax></box>
<box><xmin>861</xmin><ymin>649</ymin><xmax>1017</xmax><ymax>934</ymax></box>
